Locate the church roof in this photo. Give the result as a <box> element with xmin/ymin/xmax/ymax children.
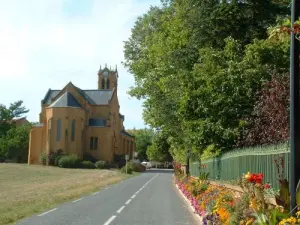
<box><xmin>49</xmin><ymin>92</ymin><xmax>82</xmax><ymax>108</ymax></box>
<box><xmin>121</xmin><ymin>130</ymin><xmax>135</xmax><ymax>138</ymax></box>
<box><xmin>43</xmin><ymin>88</ymin><xmax>113</xmax><ymax>105</ymax></box>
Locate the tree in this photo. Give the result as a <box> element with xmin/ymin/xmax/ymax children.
<box><xmin>146</xmin><ymin>132</ymin><xmax>172</xmax><ymax>162</ymax></box>
<box><xmin>237</xmin><ymin>73</ymin><xmax>289</xmax><ymax>146</ymax></box>
<box><xmin>0</xmin><ymin>101</ymin><xmax>29</xmax><ymax>137</ymax></box>
<box><xmin>127</xmin><ymin>128</ymin><xmax>154</xmax><ymax>161</ymax></box>
<box><xmin>123</xmin><ymin>0</ymin><xmax>290</xmax><ymax>159</ymax></box>
<box><xmin>0</xmin><ymin>123</ymin><xmax>32</xmax><ymax>161</ymax></box>
<box><xmin>0</xmin><ymin>100</ymin><xmax>30</xmax><ymax>161</ymax></box>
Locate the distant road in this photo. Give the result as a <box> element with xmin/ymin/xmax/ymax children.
<box><xmin>17</xmin><ymin>169</ymin><xmax>197</xmax><ymax>225</ymax></box>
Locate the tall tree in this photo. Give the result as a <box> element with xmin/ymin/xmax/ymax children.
<box><xmin>124</xmin><ymin>0</ymin><xmax>290</xmax><ymax>160</ymax></box>
<box><xmin>127</xmin><ymin>128</ymin><xmax>154</xmax><ymax>161</ymax></box>
<box><xmin>0</xmin><ymin>101</ymin><xmax>29</xmax><ymax>137</ymax></box>
<box><xmin>146</xmin><ymin>132</ymin><xmax>172</xmax><ymax>162</ymax></box>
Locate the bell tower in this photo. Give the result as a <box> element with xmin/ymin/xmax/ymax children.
<box><xmin>98</xmin><ymin>64</ymin><xmax>118</xmax><ymax>90</ymax></box>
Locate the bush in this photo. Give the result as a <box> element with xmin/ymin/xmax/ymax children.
<box><xmin>120</xmin><ymin>162</ymin><xmax>146</xmax><ymax>174</ymax></box>
<box><xmin>81</xmin><ymin>161</ymin><xmax>95</xmax><ymax>169</ymax></box>
<box><xmin>47</xmin><ymin>149</ymin><xmax>64</xmax><ymax>166</ymax></box>
<box><xmin>83</xmin><ymin>152</ymin><xmax>97</xmax><ymax>163</ymax></box>
<box><xmin>55</xmin><ymin>155</ymin><xmax>64</xmax><ymax>166</ymax></box>
<box><xmin>95</xmin><ymin>160</ymin><xmax>106</xmax><ymax>169</ymax></box>
<box><xmin>120</xmin><ymin>164</ymin><xmax>133</xmax><ymax>174</ymax></box>
<box><xmin>132</xmin><ymin>163</ymin><xmax>146</xmax><ymax>172</ymax></box>
<box><xmin>41</xmin><ymin>153</ymin><xmax>47</xmax><ymax>165</ymax></box>
<box><xmin>58</xmin><ymin>155</ymin><xmax>81</xmax><ymax>168</ymax></box>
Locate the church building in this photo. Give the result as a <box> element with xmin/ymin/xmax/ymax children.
<box><xmin>28</xmin><ymin>65</ymin><xmax>135</xmax><ymax>165</ymax></box>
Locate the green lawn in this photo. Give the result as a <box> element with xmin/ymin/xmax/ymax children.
<box><xmin>0</xmin><ymin>163</ymin><xmax>129</xmax><ymax>225</ymax></box>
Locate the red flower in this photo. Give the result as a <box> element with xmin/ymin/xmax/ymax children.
<box><xmin>264</xmin><ymin>183</ymin><xmax>271</xmax><ymax>189</ymax></box>
<box><xmin>247</xmin><ymin>173</ymin><xmax>263</xmax><ymax>184</ymax></box>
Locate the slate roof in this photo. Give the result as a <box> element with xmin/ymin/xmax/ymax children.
<box><xmin>121</xmin><ymin>130</ymin><xmax>135</xmax><ymax>138</ymax></box>
<box><xmin>49</xmin><ymin>92</ymin><xmax>82</xmax><ymax>108</ymax></box>
<box><xmin>42</xmin><ymin>89</ymin><xmax>113</xmax><ymax>106</ymax></box>
<box><xmin>89</xmin><ymin>118</ymin><xmax>106</xmax><ymax>127</ymax></box>
<box><xmin>119</xmin><ymin>113</ymin><xmax>125</xmax><ymax>120</ymax></box>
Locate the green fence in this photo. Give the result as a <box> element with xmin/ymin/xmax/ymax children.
<box><xmin>190</xmin><ymin>142</ymin><xmax>290</xmax><ymax>189</ymax></box>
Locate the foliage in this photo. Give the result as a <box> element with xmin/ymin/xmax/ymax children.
<box><xmin>120</xmin><ymin>163</ymin><xmax>133</xmax><ymax>174</ymax></box>
<box><xmin>0</xmin><ymin>100</ymin><xmax>29</xmax><ymax>137</ymax></box>
<box><xmin>146</xmin><ymin>131</ymin><xmax>172</xmax><ymax>162</ymax></box>
<box><xmin>80</xmin><ymin>161</ymin><xmax>95</xmax><ymax>169</ymax></box>
<box><xmin>58</xmin><ymin>155</ymin><xmax>81</xmax><ymax>168</ymax></box>
<box><xmin>47</xmin><ymin>149</ymin><xmax>64</xmax><ymax>166</ymax></box>
<box><xmin>123</xmin><ymin>0</ymin><xmax>290</xmax><ymax>158</ymax></box>
<box><xmin>41</xmin><ymin>153</ymin><xmax>47</xmax><ymax>165</ymax></box>
<box><xmin>0</xmin><ymin>123</ymin><xmax>31</xmax><ymax>160</ymax></box>
<box><xmin>238</xmin><ymin>73</ymin><xmax>290</xmax><ymax>146</ymax></box>
<box><xmin>0</xmin><ymin>101</ymin><xmax>30</xmax><ymax>160</ymax></box>
<box><xmin>176</xmin><ymin>172</ymin><xmax>300</xmax><ymax>225</ymax></box>
<box><xmin>127</xmin><ymin>128</ymin><xmax>154</xmax><ymax>161</ymax></box>
<box><xmin>95</xmin><ymin>160</ymin><xmax>106</xmax><ymax>169</ymax></box>
<box><xmin>82</xmin><ymin>152</ymin><xmax>97</xmax><ymax>163</ymax></box>
<box><xmin>132</xmin><ymin>162</ymin><xmax>146</xmax><ymax>172</ymax></box>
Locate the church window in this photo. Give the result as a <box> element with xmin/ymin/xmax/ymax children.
<box><xmin>102</xmin><ymin>78</ymin><xmax>105</xmax><ymax>89</ymax></box>
<box><xmin>107</xmin><ymin>79</ymin><xmax>110</xmax><ymax>89</ymax></box>
<box><xmin>57</xmin><ymin>119</ymin><xmax>62</xmax><ymax>141</ymax></box>
<box><xmin>71</xmin><ymin>119</ymin><xmax>76</xmax><ymax>141</ymax></box>
<box><xmin>90</xmin><ymin>137</ymin><xmax>98</xmax><ymax>150</ymax></box>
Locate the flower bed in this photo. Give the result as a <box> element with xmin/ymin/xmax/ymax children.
<box><xmin>174</xmin><ymin>161</ymin><xmax>300</xmax><ymax>225</ymax></box>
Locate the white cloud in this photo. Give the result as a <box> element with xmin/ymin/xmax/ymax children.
<box><xmin>0</xmin><ymin>0</ymin><xmax>161</xmax><ymax>129</ymax></box>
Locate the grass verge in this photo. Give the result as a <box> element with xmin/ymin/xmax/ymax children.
<box><xmin>0</xmin><ymin>163</ymin><xmax>131</xmax><ymax>225</ymax></box>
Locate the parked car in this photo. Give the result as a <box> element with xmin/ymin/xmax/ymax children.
<box><xmin>141</xmin><ymin>161</ymin><xmax>152</xmax><ymax>169</ymax></box>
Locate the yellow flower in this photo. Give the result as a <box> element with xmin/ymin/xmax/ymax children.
<box><xmin>296</xmin><ymin>211</ymin><xmax>300</xmax><ymax>217</ymax></box>
<box><xmin>246</xmin><ymin>218</ymin><xmax>254</xmax><ymax>225</ymax></box>
<box><xmin>244</xmin><ymin>172</ymin><xmax>251</xmax><ymax>179</ymax></box>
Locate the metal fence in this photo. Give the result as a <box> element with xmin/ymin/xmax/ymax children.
<box><xmin>190</xmin><ymin>142</ymin><xmax>290</xmax><ymax>189</ymax></box>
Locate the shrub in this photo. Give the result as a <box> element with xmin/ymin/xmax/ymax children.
<box><xmin>132</xmin><ymin>163</ymin><xmax>146</xmax><ymax>172</ymax></box>
<box><xmin>58</xmin><ymin>155</ymin><xmax>81</xmax><ymax>168</ymax></box>
<box><xmin>41</xmin><ymin>153</ymin><xmax>47</xmax><ymax>165</ymax></box>
<box><xmin>83</xmin><ymin>152</ymin><xmax>97</xmax><ymax>163</ymax></box>
<box><xmin>47</xmin><ymin>149</ymin><xmax>64</xmax><ymax>166</ymax></box>
<box><xmin>81</xmin><ymin>161</ymin><xmax>95</xmax><ymax>169</ymax></box>
<box><xmin>120</xmin><ymin>164</ymin><xmax>133</xmax><ymax>174</ymax></box>
<box><xmin>95</xmin><ymin>160</ymin><xmax>106</xmax><ymax>169</ymax></box>
<box><xmin>55</xmin><ymin>155</ymin><xmax>64</xmax><ymax>166</ymax></box>
<box><xmin>120</xmin><ymin>162</ymin><xmax>145</xmax><ymax>174</ymax></box>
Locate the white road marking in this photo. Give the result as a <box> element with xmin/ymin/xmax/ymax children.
<box><xmin>131</xmin><ymin>194</ymin><xmax>136</xmax><ymax>199</ymax></box>
<box><xmin>103</xmin><ymin>215</ymin><xmax>117</xmax><ymax>225</ymax></box>
<box><xmin>72</xmin><ymin>198</ymin><xmax>82</xmax><ymax>203</ymax></box>
<box><xmin>37</xmin><ymin>208</ymin><xmax>57</xmax><ymax>216</ymax></box>
<box><xmin>125</xmin><ymin>199</ymin><xmax>131</xmax><ymax>204</ymax></box>
<box><xmin>117</xmin><ymin>205</ymin><xmax>125</xmax><ymax>213</ymax></box>
<box><xmin>92</xmin><ymin>191</ymin><xmax>100</xmax><ymax>195</ymax></box>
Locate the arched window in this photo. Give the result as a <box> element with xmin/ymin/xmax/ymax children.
<box><xmin>71</xmin><ymin>119</ymin><xmax>76</xmax><ymax>141</ymax></box>
<box><xmin>102</xmin><ymin>78</ymin><xmax>105</xmax><ymax>89</ymax></box>
<box><xmin>107</xmin><ymin>79</ymin><xmax>110</xmax><ymax>89</ymax></box>
<box><xmin>56</xmin><ymin>119</ymin><xmax>62</xmax><ymax>141</ymax></box>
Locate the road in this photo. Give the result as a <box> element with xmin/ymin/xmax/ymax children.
<box><xmin>17</xmin><ymin>169</ymin><xmax>198</xmax><ymax>225</ymax></box>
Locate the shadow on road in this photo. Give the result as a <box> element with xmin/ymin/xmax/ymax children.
<box><xmin>144</xmin><ymin>168</ymin><xmax>174</xmax><ymax>174</ymax></box>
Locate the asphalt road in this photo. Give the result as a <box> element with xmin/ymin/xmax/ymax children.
<box><xmin>17</xmin><ymin>169</ymin><xmax>198</xmax><ymax>225</ymax></box>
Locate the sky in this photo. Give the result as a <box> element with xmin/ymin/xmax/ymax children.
<box><xmin>0</xmin><ymin>0</ymin><xmax>161</xmax><ymax>129</ymax></box>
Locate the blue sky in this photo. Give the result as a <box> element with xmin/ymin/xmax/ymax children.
<box><xmin>0</xmin><ymin>0</ymin><xmax>161</xmax><ymax>129</ymax></box>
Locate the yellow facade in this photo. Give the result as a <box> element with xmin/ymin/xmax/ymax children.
<box><xmin>28</xmin><ymin>66</ymin><xmax>136</xmax><ymax>165</ymax></box>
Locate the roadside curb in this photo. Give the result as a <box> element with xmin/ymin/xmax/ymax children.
<box><xmin>173</xmin><ymin>175</ymin><xmax>203</xmax><ymax>225</ymax></box>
